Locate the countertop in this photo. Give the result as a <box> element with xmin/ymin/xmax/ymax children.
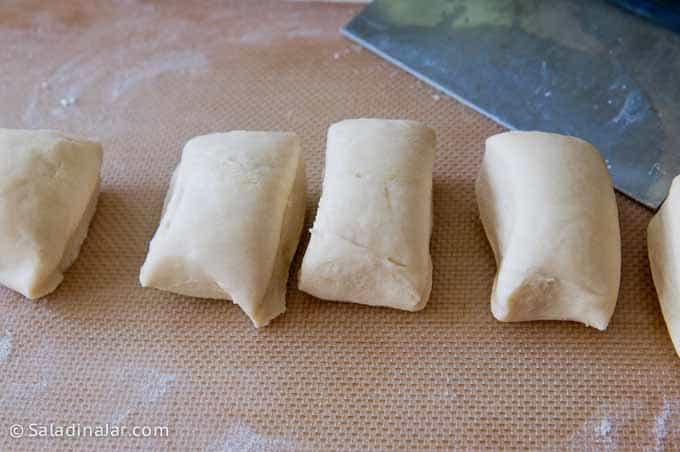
<box><xmin>0</xmin><ymin>1</ymin><xmax>677</xmax><ymax>450</ymax></box>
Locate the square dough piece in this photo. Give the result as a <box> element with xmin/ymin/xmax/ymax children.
<box><xmin>648</xmin><ymin>175</ymin><xmax>680</xmax><ymax>357</ymax></box>
<box><xmin>298</xmin><ymin>118</ymin><xmax>436</xmax><ymax>311</ymax></box>
<box><xmin>476</xmin><ymin>131</ymin><xmax>621</xmax><ymax>330</ymax></box>
<box><xmin>139</xmin><ymin>131</ymin><xmax>306</xmax><ymax>328</ymax></box>
<box><xmin>0</xmin><ymin>129</ymin><xmax>102</xmax><ymax>299</ymax></box>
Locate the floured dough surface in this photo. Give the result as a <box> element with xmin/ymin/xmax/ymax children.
<box><xmin>0</xmin><ymin>129</ymin><xmax>102</xmax><ymax>299</ymax></box>
<box><xmin>476</xmin><ymin>131</ymin><xmax>621</xmax><ymax>330</ymax></box>
<box><xmin>139</xmin><ymin>131</ymin><xmax>306</xmax><ymax>327</ymax></box>
<box><xmin>299</xmin><ymin>118</ymin><xmax>435</xmax><ymax>311</ymax></box>
<box><xmin>648</xmin><ymin>176</ymin><xmax>680</xmax><ymax>357</ymax></box>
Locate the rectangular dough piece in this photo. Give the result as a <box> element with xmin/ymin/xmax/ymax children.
<box><xmin>476</xmin><ymin>131</ymin><xmax>621</xmax><ymax>330</ymax></box>
<box><xmin>298</xmin><ymin>118</ymin><xmax>436</xmax><ymax>311</ymax></box>
<box><xmin>0</xmin><ymin>129</ymin><xmax>102</xmax><ymax>299</ymax></box>
<box><xmin>648</xmin><ymin>176</ymin><xmax>680</xmax><ymax>357</ymax></box>
<box><xmin>139</xmin><ymin>131</ymin><xmax>306</xmax><ymax>328</ymax></box>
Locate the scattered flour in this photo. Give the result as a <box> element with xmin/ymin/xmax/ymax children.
<box><xmin>111</xmin><ymin>369</ymin><xmax>176</xmax><ymax>424</ymax></box>
<box><xmin>207</xmin><ymin>421</ymin><xmax>296</xmax><ymax>452</ymax></box>
<box><xmin>0</xmin><ymin>341</ymin><xmax>57</xmax><ymax>406</ymax></box>
<box><xmin>655</xmin><ymin>400</ymin><xmax>671</xmax><ymax>451</ymax></box>
<box><xmin>332</xmin><ymin>45</ymin><xmax>361</xmax><ymax>60</ymax></box>
<box><xmin>559</xmin><ymin>399</ymin><xmax>680</xmax><ymax>450</ymax></box>
<box><xmin>561</xmin><ymin>400</ymin><xmax>645</xmax><ymax>450</ymax></box>
<box><xmin>18</xmin><ymin>4</ymin><xmax>211</xmax><ymax>131</ymax></box>
<box><xmin>611</xmin><ymin>90</ymin><xmax>648</xmax><ymax>126</ymax></box>
<box><xmin>333</xmin><ymin>48</ymin><xmax>351</xmax><ymax>59</ymax></box>
<box><xmin>0</xmin><ymin>329</ymin><xmax>12</xmax><ymax>362</ymax></box>
<box><xmin>109</xmin><ymin>50</ymin><xmax>208</xmax><ymax>101</ymax></box>
<box><xmin>596</xmin><ymin>417</ymin><xmax>612</xmax><ymax>437</ymax></box>
<box><xmin>24</xmin><ymin>47</ymin><xmax>209</xmax><ymax>125</ymax></box>
<box><xmin>18</xmin><ymin>2</ymin><xmax>340</xmax><ymax>131</ymax></box>
<box><xmin>143</xmin><ymin>371</ymin><xmax>176</xmax><ymax>404</ymax></box>
<box><xmin>9</xmin><ymin>0</ymin><xmax>364</xmax><ymax>134</ymax></box>
<box><xmin>59</xmin><ymin>96</ymin><xmax>77</xmax><ymax>107</ymax></box>
<box><xmin>653</xmin><ymin>399</ymin><xmax>679</xmax><ymax>452</ymax></box>
<box><xmin>564</xmin><ymin>413</ymin><xmax>616</xmax><ymax>450</ymax></box>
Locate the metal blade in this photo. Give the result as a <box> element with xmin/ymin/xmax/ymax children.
<box><xmin>342</xmin><ymin>0</ymin><xmax>680</xmax><ymax>208</ymax></box>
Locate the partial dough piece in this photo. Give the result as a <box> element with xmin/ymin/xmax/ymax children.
<box><xmin>476</xmin><ymin>131</ymin><xmax>621</xmax><ymax>330</ymax></box>
<box><xmin>139</xmin><ymin>131</ymin><xmax>306</xmax><ymax>327</ymax></box>
<box><xmin>298</xmin><ymin>118</ymin><xmax>435</xmax><ymax>311</ymax></box>
<box><xmin>648</xmin><ymin>176</ymin><xmax>680</xmax><ymax>357</ymax></box>
<box><xmin>0</xmin><ymin>129</ymin><xmax>102</xmax><ymax>299</ymax></box>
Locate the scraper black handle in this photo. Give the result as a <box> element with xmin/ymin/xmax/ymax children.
<box><xmin>608</xmin><ymin>0</ymin><xmax>680</xmax><ymax>33</ymax></box>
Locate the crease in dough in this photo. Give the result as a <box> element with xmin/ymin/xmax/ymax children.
<box><xmin>648</xmin><ymin>176</ymin><xmax>680</xmax><ymax>357</ymax></box>
<box><xmin>0</xmin><ymin>129</ymin><xmax>102</xmax><ymax>299</ymax></box>
<box><xmin>476</xmin><ymin>131</ymin><xmax>621</xmax><ymax>330</ymax></box>
<box><xmin>139</xmin><ymin>131</ymin><xmax>306</xmax><ymax>327</ymax></box>
<box><xmin>298</xmin><ymin>118</ymin><xmax>435</xmax><ymax>311</ymax></box>
<box><xmin>306</xmin><ymin>228</ymin><xmax>425</xmax><ymax>309</ymax></box>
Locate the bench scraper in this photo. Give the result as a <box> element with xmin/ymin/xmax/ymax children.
<box><xmin>342</xmin><ymin>0</ymin><xmax>680</xmax><ymax>208</ymax></box>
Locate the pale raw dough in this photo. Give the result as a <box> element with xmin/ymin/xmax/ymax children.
<box><xmin>139</xmin><ymin>131</ymin><xmax>306</xmax><ymax>327</ymax></box>
<box><xmin>476</xmin><ymin>131</ymin><xmax>621</xmax><ymax>330</ymax></box>
<box><xmin>298</xmin><ymin>118</ymin><xmax>435</xmax><ymax>311</ymax></box>
<box><xmin>647</xmin><ymin>176</ymin><xmax>680</xmax><ymax>357</ymax></box>
<box><xmin>0</xmin><ymin>129</ymin><xmax>102</xmax><ymax>299</ymax></box>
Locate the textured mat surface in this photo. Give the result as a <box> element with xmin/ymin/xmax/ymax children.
<box><xmin>0</xmin><ymin>1</ymin><xmax>678</xmax><ymax>450</ymax></box>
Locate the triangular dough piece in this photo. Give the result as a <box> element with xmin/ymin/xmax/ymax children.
<box><xmin>140</xmin><ymin>131</ymin><xmax>306</xmax><ymax>327</ymax></box>
<box><xmin>0</xmin><ymin>129</ymin><xmax>102</xmax><ymax>299</ymax></box>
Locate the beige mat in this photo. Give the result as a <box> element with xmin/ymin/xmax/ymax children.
<box><xmin>0</xmin><ymin>1</ymin><xmax>678</xmax><ymax>450</ymax></box>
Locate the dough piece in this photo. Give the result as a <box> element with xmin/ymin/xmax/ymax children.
<box><xmin>476</xmin><ymin>131</ymin><xmax>621</xmax><ymax>330</ymax></box>
<box><xmin>298</xmin><ymin>118</ymin><xmax>435</xmax><ymax>311</ymax></box>
<box><xmin>648</xmin><ymin>176</ymin><xmax>680</xmax><ymax>357</ymax></box>
<box><xmin>139</xmin><ymin>131</ymin><xmax>306</xmax><ymax>328</ymax></box>
<box><xmin>0</xmin><ymin>129</ymin><xmax>102</xmax><ymax>299</ymax></box>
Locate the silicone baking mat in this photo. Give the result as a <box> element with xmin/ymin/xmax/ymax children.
<box><xmin>0</xmin><ymin>1</ymin><xmax>677</xmax><ymax>450</ymax></box>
